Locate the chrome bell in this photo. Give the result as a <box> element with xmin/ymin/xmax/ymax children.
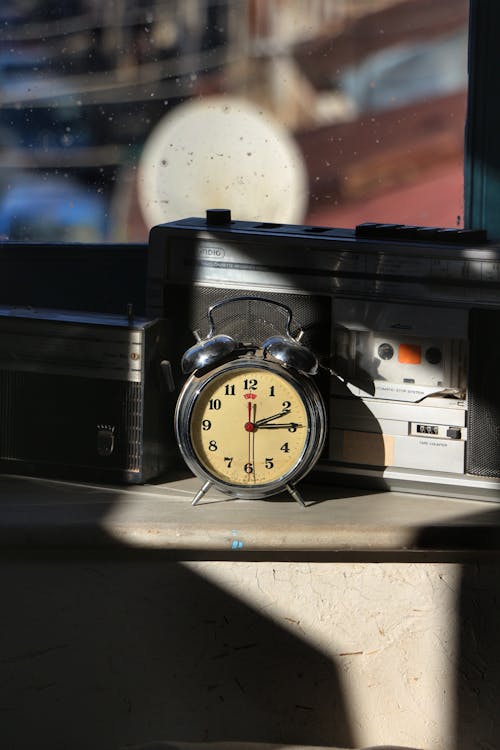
<box><xmin>181</xmin><ymin>333</ymin><xmax>238</xmax><ymax>374</ymax></box>
<box><xmin>263</xmin><ymin>334</ymin><xmax>318</xmax><ymax>375</ymax></box>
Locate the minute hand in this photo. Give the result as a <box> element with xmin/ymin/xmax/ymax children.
<box><xmin>254</xmin><ymin>409</ymin><xmax>291</xmax><ymax>427</ymax></box>
<box><xmin>257</xmin><ymin>422</ymin><xmax>301</xmax><ymax>430</ymax></box>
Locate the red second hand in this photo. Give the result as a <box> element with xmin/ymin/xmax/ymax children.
<box><xmin>245</xmin><ymin>400</ymin><xmax>255</xmax><ymax>432</ymax></box>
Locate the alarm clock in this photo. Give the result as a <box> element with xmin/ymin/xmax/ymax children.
<box><xmin>174</xmin><ymin>296</ymin><xmax>327</xmax><ymax>506</ymax></box>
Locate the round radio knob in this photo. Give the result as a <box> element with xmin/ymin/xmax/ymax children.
<box><xmin>377</xmin><ymin>342</ymin><xmax>394</xmax><ymax>360</ymax></box>
<box><xmin>206</xmin><ymin>208</ymin><xmax>232</xmax><ymax>225</ymax></box>
<box><xmin>425</xmin><ymin>347</ymin><xmax>442</xmax><ymax>365</ymax></box>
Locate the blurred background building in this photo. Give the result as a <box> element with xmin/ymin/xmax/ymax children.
<box><xmin>0</xmin><ymin>0</ymin><xmax>469</xmax><ymax>241</ymax></box>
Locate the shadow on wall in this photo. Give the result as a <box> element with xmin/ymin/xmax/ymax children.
<box><xmin>0</xmin><ymin>545</ymin><xmax>355</xmax><ymax>750</ymax></box>
<box><xmin>454</xmin><ymin>562</ymin><xmax>500</xmax><ymax>750</ymax></box>
<box><xmin>417</xmin><ymin>503</ymin><xmax>500</xmax><ymax>750</ymax></box>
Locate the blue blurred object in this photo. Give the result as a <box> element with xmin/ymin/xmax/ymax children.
<box><xmin>0</xmin><ymin>175</ymin><xmax>108</xmax><ymax>241</ymax></box>
<box><xmin>0</xmin><ymin>48</ymin><xmax>92</xmax><ymax>151</ymax></box>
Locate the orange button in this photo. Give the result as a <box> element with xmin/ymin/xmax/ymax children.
<box><xmin>398</xmin><ymin>344</ymin><xmax>421</xmax><ymax>364</ymax></box>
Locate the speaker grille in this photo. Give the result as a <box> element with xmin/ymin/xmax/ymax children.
<box><xmin>167</xmin><ymin>286</ymin><xmax>331</xmax><ymax>360</ymax></box>
<box><xmin>0</xmin><ymin>371</ymin><xmax>143</xmax><ymax>473</ymax></box>
<box><xmin>467</xmin><ymin>309</ymin><xmax>500</xmax><ymax>476</ymax></box>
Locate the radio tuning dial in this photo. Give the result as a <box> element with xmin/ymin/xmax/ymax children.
<box><xmin>206</xmin><ymin>208</ymin><xmax>232</xmax><ymax>226</ymax></box>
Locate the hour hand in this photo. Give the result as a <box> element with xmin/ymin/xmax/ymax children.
<box><xmin>257</xmin><ymin>422</ymin><xmax>301</xmax><ymax>430</ymax></box>
<box><xmin>254</xmin><ymin>409</ymin><xmax>291</xmax><ymax>427</ymax></box>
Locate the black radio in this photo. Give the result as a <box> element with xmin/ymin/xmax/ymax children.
<box><xmin>0</xmin><ymin>307</ymin><xmax>175</xmax><ymax>483</ymax></box>
<box><xmin>147</xmin><ymin>209</ymin><xmax>500</xmax><ymax>502</ymax></box>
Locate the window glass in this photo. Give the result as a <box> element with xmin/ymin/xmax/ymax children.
<box><xmin>0</xmin><ymin>0</ymin><xmax>469</xmax><ymax>242</ymax></box>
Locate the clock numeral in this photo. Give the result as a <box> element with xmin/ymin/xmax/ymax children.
<box><xmin>209</xmin><ymin>398</ymin><xmax>222</xmax><ymax>410</ymax></box>
<box><xmin>244</xmin><ymin>462</ymin><xmax>254</xmax><ymax>474</ymax></box>
<box><xmin>202</xmin><ymin>419</ymin><xmax>212</xmax><ymax>431</ymax></box>
<box><xmin>269</xmin><ymin>386</ymin><xmax>275</xmax><ymax>397</ymax></box>
<box><xmin>265</xmin><ymin>457</ymin><xmax>274</xmax><ymax>469</ymax></box>
<box><xmin>280</xmin><ymin>442</ymin><xmax>290</xmax><ymax>453</ymax></box>
<box><xmin>282</xmin><ymin>400</ymin><xmax>291</xmax><ymax>409</ymax></box>
<box><xmin>243</xmin><ymin>378</ymin><xmax>258</xmax><ymax>391</ymax></box>
<box><xmin>224</xmin><ymin>457</ymin><xmax>233</xmax><ymax>468</ymax></box>
<box><xmin>208</xmin><ymin>440</ymin><xmax>218</xmax><ymax>451</ymax></box>
<box><xmin>225</xmin><ymin>384</ymin><xmax>235</xmax><ymax>396</ymax></box>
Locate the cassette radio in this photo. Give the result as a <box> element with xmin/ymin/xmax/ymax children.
<box><xmin>0</xmin><ymin>307</ymin><xmax>175</xmax><ymax>483</ymax></box>
<box><xmin>147</xmin><ymin>208</ymin><xmax>500</xmax><ymax>502</ymax></box>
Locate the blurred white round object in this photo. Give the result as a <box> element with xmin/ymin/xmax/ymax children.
<box><xmin>138</xmin><ymin>96</ymin><xmax>308</xmax><ymax>227</ymax></box>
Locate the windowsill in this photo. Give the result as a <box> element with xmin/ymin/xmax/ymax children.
<box><xmin>2</xmin><ymin>473</ymin><xmax>500</xmax><ymax>561</ymax></box>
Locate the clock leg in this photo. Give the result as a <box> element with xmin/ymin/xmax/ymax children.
<box><xmin>192</xmin><ymin>480</ymin><xmax>213</xmax><ymax>506</ymax></box>
<box><xmin>286</xmin><ymin>483</ymin><xmax>307</xmax><ymax>507</ymax></box>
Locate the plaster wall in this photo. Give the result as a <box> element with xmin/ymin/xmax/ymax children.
<box><xmin>2</xmin><ymin>557</ymin><xmax>492</xmax><ymax>749</ymax></box>
<box><xmin>187</xmin><ymin>561</ymin><xmax>460</xmax><ymax>750</ymax></box>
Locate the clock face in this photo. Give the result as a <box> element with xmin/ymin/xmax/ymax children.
<box><xmin>176</xmin><ymin>358</ymin><xmax>326</xmax><ymax>497</ymax></box>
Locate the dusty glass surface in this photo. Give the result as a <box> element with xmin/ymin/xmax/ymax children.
<box><xmin>0</xmin><ymin>0</ymin><xmax>469</xmax><ymax>241</ymax></box>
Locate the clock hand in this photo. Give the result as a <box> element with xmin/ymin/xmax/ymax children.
<box><xmin>244</xmin><ymin>400</ymin><xmax>256</xmax><ymax>432</ymax></box>
<box><xmin>246</xmin><ymin>401</ymin><xmax>252</xmax><ymax>478</ymax></box>
<box><xmin>258</xmin><ymin>422</ymin><xmax>302</xmax><ymax>430</ymax></box>
<box><xmin>246</xmin><ymin>403</ymin><xmax>256</xmax><ymax>482</ymax></box>
<box><xmin>254</xmin><ymin>408</ymin><xmax>291</xmax><ymax>427</ymax></box>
